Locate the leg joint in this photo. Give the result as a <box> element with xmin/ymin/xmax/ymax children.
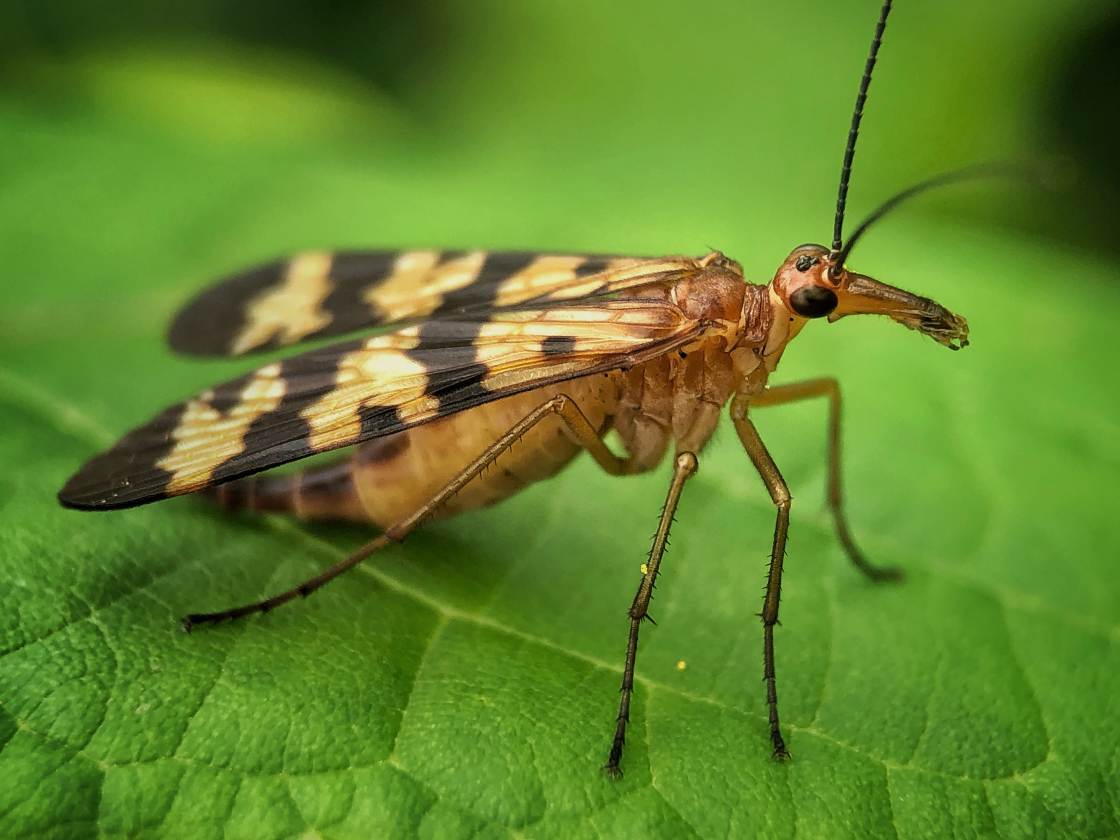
<box><xmin>547</xmin><ymin>393</ymin><xmax>573</xmax><ymax>414</ymax></box>
<box><xmin>674</xmin><ymin>451</ymin><xmax>699</xmax><ymax>474</ymax></box>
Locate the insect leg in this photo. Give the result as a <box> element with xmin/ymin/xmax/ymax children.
<box><xmin>182</xmin><ymin>393</ymin><xmax>631</xmax><ymax>630</ymax></box>
<box><xmin>605</xmin><ymin>450</ymin><xmax>699</xmax><ymax>778</ymax></box>
<box><xmin>751</xmin><ymin>378</ymin><xmax>901</xmax><ymax>581</ymax></box>
<box><xmin>730</xmin><ymin>395</ymin><xmax>792</xmax><ymax>759</ymax></box>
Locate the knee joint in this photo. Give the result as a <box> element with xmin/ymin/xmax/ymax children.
<box><xmin>775</xmin><ymin>491</ymin><xmax>792</xmax><ymax>510</ymax></box>
<box><xmin>675</xmin><ymin>451</ymin><xmax>699</xmax><ymax>474</ymax></box>
<box><xmin>549</xmin><ymin>394</ymin><xmax>573</xmax><ymax>414</ymax></box>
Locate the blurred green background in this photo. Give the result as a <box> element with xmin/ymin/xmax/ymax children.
<box><xmin>2</xmin><ymin>2</ymin><xmax>1119</xmax><ymax>839</ymax></box>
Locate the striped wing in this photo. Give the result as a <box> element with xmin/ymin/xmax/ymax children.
<box><xmin>169</xmin><ymin>249</ymin><xmax>700</xmax><ymax>356</ymax></box>
<box><xmin>60</xmin><ymin>299</ymin><xmax>706</xmax><ymax>510</ymax></box>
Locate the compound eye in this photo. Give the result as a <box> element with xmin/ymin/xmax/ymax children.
<box><xmin>795</xmin><ymin>254</ymin><xmax>815</xmax><ymax>272</ymax></box>
<box><xmin>790</xmin><ymin>285</ymin><xmax>838</xmax><ymax>318</ymax></box>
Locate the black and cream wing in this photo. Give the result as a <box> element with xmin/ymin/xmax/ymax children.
<box><xmin>168</xmin><ymin>249</ymin><xmax>701</xmax><ymax>356</ymax></box>
<box><xmin>60</xmin><ymin>299</ymin><xmax>707</xmax><ymax>510</ymax></box>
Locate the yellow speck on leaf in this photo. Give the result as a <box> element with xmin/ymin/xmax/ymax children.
<box><xmin>676</xmin><ymin>660</ymin><xmax>687</xmax><ymax>671</ymax></box>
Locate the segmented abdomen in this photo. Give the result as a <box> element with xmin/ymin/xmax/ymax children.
<box><xmin>349</xmin><ymin>371</ymin><xmax>623</xmax><ymax>527</ymax></box>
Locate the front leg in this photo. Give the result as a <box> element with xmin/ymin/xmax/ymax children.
<box><xmin>730</xmin><ymin>395</ymin><xmax>792</xmax><ymax>759</ymax></box>
<box><xmin>752</xmin><ymin>378</ymin><xmax>901</xmax><ymax>581</ymax></box>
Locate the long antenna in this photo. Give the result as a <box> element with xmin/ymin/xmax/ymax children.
<box><xmin>836</xmin><ymin>162</ymin><xmax>1038</xmax><ymax>266</ymax></box>
<box><xmin>830</xmin><ymin>0</ymin><xmax>893</xmax><ymax>270</ymax></box>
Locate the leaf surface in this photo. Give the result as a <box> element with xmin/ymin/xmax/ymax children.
<box><xmin>2</xmin><ymin>11</ymin><xmax>1118</xmax><ymax>837</ymax></box>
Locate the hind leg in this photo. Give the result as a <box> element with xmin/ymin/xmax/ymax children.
<box><xmin>184</xmin><ymin>393</ymin><xmax>634</xmax><ymax>629</ymax></box>
<box><xmin>209</xmin><ymin>458</ymin><xmax>368</xmax><ymax>522</ymax></box>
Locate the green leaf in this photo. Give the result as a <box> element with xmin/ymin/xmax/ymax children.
<box><xmin>3</xmin><ymin>13</ymin><xmax>1119</xmax><ymax>838</ymax></box>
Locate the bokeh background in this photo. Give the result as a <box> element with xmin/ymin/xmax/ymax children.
<box><xmin>2</xmin><ymin>0</ymin><xmax>1119</xmax><ymax>295</ymax></box>
<box><xmin>2</xmin><ymin>1</ymin><xmax>1119</xmax><ymax>838</ymax></box>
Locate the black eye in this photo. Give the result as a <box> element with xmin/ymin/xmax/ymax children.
<box><xmin>795</xmin><ymin>255</ymin><xmax>815</xmax><ymax>272</ymax></box>
<box><xmin>790</xmin><ymin>285</ymin><xmax>838</xmax><ymax>318</ymax></box>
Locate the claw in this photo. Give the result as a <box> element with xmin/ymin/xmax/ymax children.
<box><xmin>868</xmin><ymin>565</ymin><xmax>904</xmax><ymax>583</ymax></box>
<box><xmin>603</xmin><ymin>763</ymin><xmax>624</xmax><ymax>780</ymax></box>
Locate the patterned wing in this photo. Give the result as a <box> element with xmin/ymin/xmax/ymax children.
<box><xmin>61</xmin><ymin>298</ymin><xmax>708</xmax><ymax>510</ymax></box>
<box><xmin>168</xmin><ymin>249</ymin><xmax>701</xmax><ymax>356</ymax></box>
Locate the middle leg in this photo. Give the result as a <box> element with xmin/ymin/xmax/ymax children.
<box><xmin>604</xmin><ymin>450</ymin><xmax>699</xmax><ymax>777</ymax></box>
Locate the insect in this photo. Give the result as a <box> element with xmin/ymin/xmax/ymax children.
<box><xmin>60</xmin><ymin>0</ymin><xmax>977</xmax><ymax>776</ymax></box>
